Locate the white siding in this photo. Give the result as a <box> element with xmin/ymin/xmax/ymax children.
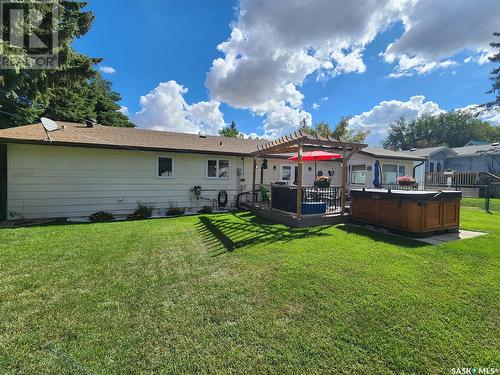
<box><xmin>6</xmin><ymin>143</ymin><xmax>418</xmax><ymax>219</ymax></box>
<box><xmin>347</xmin><ymin>154</ymin><xmax>415</xmax><ymax>189</ymax></box>
<box><xmin>8</xmin><ymin>144</ymin><xmax>243</xmax><ymax>219</ymax></box>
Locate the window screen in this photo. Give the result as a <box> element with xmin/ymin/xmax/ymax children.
<box><xmin>382</xmin><ymin>164</ymin><xmax>398</xmax><ymax>183</ymax></box>
<box><xmin>158</xmin><ymin>157</ymin><xmax>173</xmax><ymax>177</ymax></box>
<box><xmin>351</xmin><ymin>165</ymin><xmax>366</xmax><ymax>184</ymax></box>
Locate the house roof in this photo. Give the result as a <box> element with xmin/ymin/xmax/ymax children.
<box><xmin>0</xmin><ymin>122</ymin><xmax>267</xmax><ymax>156</ymax></box>
<box><xmin>464</xmin><ymin>140</ymin><xmax>490</xmax><ymax>146</ymax></box>
<box><xmin>359</xmin><ymin>147</ymin><xmax>426</xmax><ymax>161</ymax></box>
<box><xmin>400</xmin><ymin>145</ymin><xmax>452</xmax><ymax>157</ymax></box>
<box><xmin>0</xmin><ymin>122</ymin><xmax>429</xmax><ymax>161</ymax></box>
<box><xmin>451</xmin><ymin>143</ymin><xmax>500</xmax><ymax>157</ymax></box>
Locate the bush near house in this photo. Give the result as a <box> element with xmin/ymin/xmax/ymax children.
<box><xmin>127</xmin><ymin>202</ymin><xmax>154</xmax><ymax>220</ymax></box>
<box><xmin>89</xmin><ymin>211</ymin><xmax>114</xmax><ymax>222</ymax></box>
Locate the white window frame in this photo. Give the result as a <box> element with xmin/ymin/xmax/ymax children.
<box><xmin>156</xmin><ymin>156</ymin><xmax>174</xmax><ymax>179</ymax></box>
<box><xmin>280</xmin><ymin>165</ymin><xmax>293</xmax><ymax>182</ymax></box>
<box><xmin>382</xmin><ymin>163</ymin><xmax>407</xmax><ymax>184</ymax></box>
<box><xmin>350</xmin><ymin>164</ymin><xmax>366</xmax><ymax>185</ymax></box>
<box><xmin>206</xmin><ymin>159</ymin><xmax>230</xmax><ymax>179</ymax></box>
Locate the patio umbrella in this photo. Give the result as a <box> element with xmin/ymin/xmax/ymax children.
<box><xmin>373</xmin><ymin>160</ymin><xmax>380</xmax><ymax>188</ymax></box>
<box><xmin>288</xmin><ymin>151</ymin><xmax>342</xmax><ymax>177</ymax></box>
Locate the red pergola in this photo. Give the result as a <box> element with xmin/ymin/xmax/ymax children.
<box><xmin>251</xmin><ymin>130</ymin><xmax>367</xmax><ymax>219</ymax></box>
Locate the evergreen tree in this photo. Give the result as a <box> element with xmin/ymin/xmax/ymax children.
<box><xmin>0</xmin><ymin>1</ymin><xmax>131</xmax><ymax>128</ymax></box>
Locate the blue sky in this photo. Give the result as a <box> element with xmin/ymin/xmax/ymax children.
<box><xmin>73</xmin><ymin>0</ymin><xmax>499</xmax><ymax>145</ymax></box>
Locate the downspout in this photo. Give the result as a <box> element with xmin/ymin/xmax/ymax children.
<box><xmin>412</xmin><ymin>160</ymin><xmax>425</xmax><ymax>178</ymax></box>
<box><xmin>413</xmin><ymin>160</ymin><xmax>425</xmax><ymax>189</ymax></box>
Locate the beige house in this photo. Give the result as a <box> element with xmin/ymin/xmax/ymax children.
<box><xmin>0</xmin><ymin>122</ymin><xmax>424</xmax><ymax>220</ymax></box>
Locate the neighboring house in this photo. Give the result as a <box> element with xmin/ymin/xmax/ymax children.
<box><xmin>446</xmin><ymin>144</ymin><xmax>500</xmax><ymax>173</ymax></box>
<box><xmin>0</xmin><ymin>122</ymin><xmax>424</xmax><ymax>220</ymax></box>
<box><xmin>404</xmin><ymin>142</ymin><xmax>500</xmax><ymax>174</ymax></box>
<box><xmin>403</xmin><ymin>146</ymin><xmax>455</xmax><ymax>173</ymax></box>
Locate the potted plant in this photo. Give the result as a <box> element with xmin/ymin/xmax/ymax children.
<box><xmin>396</xmin><ymin>176</ymin><xmax>416</xmax><ymax>186</ymax></box>
<box><xmin>314</xmin><ymin>176</ymin><xmax>331</xmax><ymax>188</ymax></box>
<box><xmin>443</xmin><ymin>169</ymin><xmax>455</xmax><ymax>176</ymax></box>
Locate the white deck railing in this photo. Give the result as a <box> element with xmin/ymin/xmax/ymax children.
<box><xmin>425</xmin><ymin>171</ymin><xmax>480</xmax><ymax>187</ymax></box>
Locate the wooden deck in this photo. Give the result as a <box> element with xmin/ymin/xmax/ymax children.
<box><xmin>242</xmin><ymin>203</ymin><xmax>348</xmax><ymax>228</ymax></box>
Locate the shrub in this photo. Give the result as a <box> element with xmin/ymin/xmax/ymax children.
<box><xmin>167</xmin><ymin>206</ymin><xmax>185</xmax><ymax>216</ymax></box>
<box><xmin>198</xmin><ymin>206</ymin><xmax>212</xmax><ymax>214</ymax></box>
<box><xmin>127</xmin><ymin>202</ymin><xmax>154</xmax><ymax>220</ymax></box>
<box><xmin>89</xmin><ymin>211</ymin><xmax>114</xmax><ymax>222</ymax></box>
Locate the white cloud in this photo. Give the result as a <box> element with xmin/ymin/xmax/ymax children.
<box><xmin>387</xmin><ymin>55</ymin><xmax>457</xmax><ymax>78</ymax></box>
<box><xmin>349</xmin><ymin>95</ymin><xmax>445</xmax><ymax>145</ymax></box>
<box><xmin>206</xmin><ymin>0</ymin><xmax>499</xmax><ymax>136</ymax></box>
<box><xmin>312</xmin><ymin>102</ymin><xmax>320</xmax><ymax>110</ymax></box>
<box><xmin>206</xmin><ymin>0</ymin><xmax>410</xmax><ymax>138</ymax></box>
<box><xmin>321</xmin><ymin>96</ymin><xmax>329</xmax><ymax>101</ymax></box>
<box><xmin>99</xmin><ymin>66</ymin><xmax>116</xmax><ymax>74</ymax></box>
<box><xmin>132</xmin><ymin>81</ymin><xmax>226</xmax><ymax>134</ymax></box>
<box><xmin>118</xmin><ymin>106</ymin><xmax>129</xmax><ymax>115</ymax></box>
<box><xmin>383</xmin><ymin>0</ymin><xmax>500</xmax><ymax>76</ymax></box>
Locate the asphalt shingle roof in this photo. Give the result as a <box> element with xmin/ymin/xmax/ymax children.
<box><xmin>0</xmin><ymin>122</ymin><xmax>267</xmax><ymax>156</ymax></box>
<box><xmin>359</xmin><ymin>147</ymin><xmax>426</xmax><ymax>160</ymax></box>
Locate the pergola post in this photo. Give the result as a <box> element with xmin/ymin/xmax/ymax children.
<box><xmin>340</xmin><ymin>148</ymin><xmax>359</xmax><ymax>216</ymax></box>
<box><xmin>340</xmin><ymin>153</ymin><xmax>348</xmax><ymax>215</ymax></box>
<box><xmin>252</xmin><ymin>156</ymin><xmax>257</xmax><ymax>206</ymax></box>
<box><xmin>296</xmin><ymin>142</ymin><xmax>303</xmax><ymax>219</ymax></box>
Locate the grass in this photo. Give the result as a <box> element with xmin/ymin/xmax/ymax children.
<box><xmin>0</xmin><ymin>209</ymin><xmax>499</xmax><ymax>374</ymax></box>
<box><xmin>461</xmin><ymin>197</ymin><xmax>500</xmax><ymax>211</ymax></box>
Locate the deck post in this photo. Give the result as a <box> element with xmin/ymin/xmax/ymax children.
<box><xmin>252</xmin><ymin>156</ymin><xmax>257</xmax><ymax>206</ymax></box>
<box><xmin>296</xmin><ymin>142</ymin><xmax>303</xmax><ymax>219</ymax></box>
<box><xmin>340</xmin><ymin>153</ymin><xmax>347</xmax><ymax>216</ymax></box>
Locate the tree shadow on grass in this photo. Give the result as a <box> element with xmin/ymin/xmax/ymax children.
<box><xmin>336</xmin><ymin>223</ymin><xmax>428</xmax><ymax>248</ymax></box>
<box><xmin>196</xmin><ymin>213</ymin><xmax>331</xmax><ymax>256</ymax></box>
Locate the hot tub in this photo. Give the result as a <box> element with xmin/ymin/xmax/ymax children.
<box><xmin>350</xmin><ymin>189</ymin><xmax>462</xmax><ymax>236</ymax></box>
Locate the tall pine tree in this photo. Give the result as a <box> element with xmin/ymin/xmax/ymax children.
<box><xmin>0</xmin><ymin>1</ymin><xmax>132</xmax><ymax>128</ymax></box>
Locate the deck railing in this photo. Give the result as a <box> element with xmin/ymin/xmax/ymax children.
<box><xmin>426</xmin><ymin>171</ymin><xmax>480</xmax><ymax>187</ymax></box>
<box><xmin>271</xmin><ymin>185</ymin><xmax>341</xmax><ymax>215</ymax></box>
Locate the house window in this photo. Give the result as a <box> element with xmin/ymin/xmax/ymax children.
<box><xmin>207</xmin><ymin>159</ymin><xmax>230</xmax><ymax>179</ymax></box>
<box><xmin>281</xmin><ymin>165</ymin><xmax>292</xmax><ymax>181</ymax></box>
<box><xmin>436</xmin><ymin>162</ymin><xmax>442</xmax><ymax>172</ymax></box>
<box><xmin>382</xmin><ymin>164</ymin><xmax>398</xmax><ymax>184</ymax></box>
<box><xmin>158</xmin><ymin>157</ymin><xmax>173</xmax><ymax>177</ymax></box>
<box><xmin>398</xmin><ymin>165</ymin><xmax>406</xmax><ymax>177</ymax></box>
<box><xmin>350</xmin><ymin>165</ymin><xmax>366</xmax><ymax>185</ymax></box>
<box><xmin>429</xmin><ymin>162</ymin><xmax>434</xmax><ymax>172</ymax></box>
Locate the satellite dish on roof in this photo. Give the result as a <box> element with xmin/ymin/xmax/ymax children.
<box><xmin>41</xmin><ymin>117</ymin><xmax>59</xmax><ymax>132</ymax></box>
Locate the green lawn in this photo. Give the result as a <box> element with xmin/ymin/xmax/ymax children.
<box><xmin>0</xmin><ymin>209</ymin><xmax>498</xmax><ymax>374</ymax></box>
